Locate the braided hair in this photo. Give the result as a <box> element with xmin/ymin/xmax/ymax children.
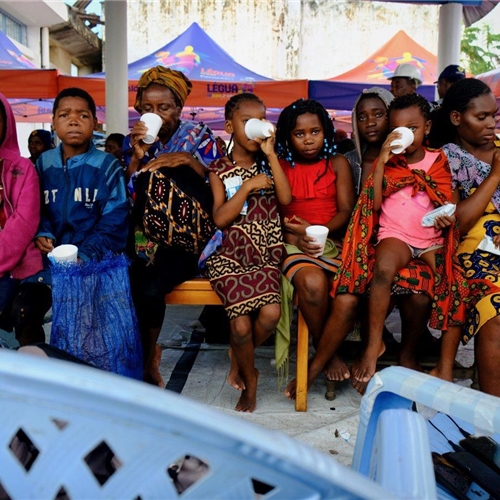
<box><xmin>429</xmin><ymin>78</ymin><xmax>492</xmax><ymax>148</ymax></box>
<box><xmin>276</xmin><ymin>99</ymin><xmax>336</xmax><ymax>165</ymax></box>
<box><xmin>276</xmin><ymin>99</ymin><xmax>336</xmax><ymax>184</ymax></box>
<box><xmin>387</xmin><ymin>93</ymin><xmax>431</xmax><ymax>121</ymax></box>
<box><xmin>224</xmin><ymin>92</ymin><xmax>271</xmax><ymax>176</ymax></box>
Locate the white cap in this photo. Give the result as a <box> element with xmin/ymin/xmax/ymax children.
<box><xmin>388</xmin><ymin>63</ymin><xmax>423</xmax><ymax>87</ymax></box>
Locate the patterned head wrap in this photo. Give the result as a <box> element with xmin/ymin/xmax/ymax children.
<box><xmin>134</xmin><ymin>66</ymin><xmax>192</xmax><ymax>112</ymax></box>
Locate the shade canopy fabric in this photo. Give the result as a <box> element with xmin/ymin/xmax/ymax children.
<box><xmin>309</xmin><ymin>30</ymin><xmax>438</xmax><ymax>110</ymax></box>
<box><xmin>124</xmin><ymin>22</ymin><xmax>271</xmax><ymax>82</ymax></box>
<box><xmin>0</xmin><ymin>22</ymin><xmax>306</xmax><ymax>115</ymax></box>
<box><xmin>0</xmin><ymin>30</ymin><xmax>35</xmax><ymax>69</ymax></box>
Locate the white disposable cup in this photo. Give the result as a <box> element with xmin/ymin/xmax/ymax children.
<box><xmin>305</xmin><ymin>225</ymin><xmax>329</xmax><ymax>256</ymax></box>
<box><xmin>48</xmin><ymin>244</ymin><xmax>78</xmax><ymax>264</ymax></box>
<box><xmin>390</xmin><ymin>126</ymin><xmax>414</xmax><ymax>154</ymax></box>
<box><xmin>244</xmin><ymin>119</ymin><xmax>275</xmax><ymax>140</ymax></box>
<box><xmin>140</xmin><ymin>113</ymin><xmax>163</xmax><ymax>144</ymax></box>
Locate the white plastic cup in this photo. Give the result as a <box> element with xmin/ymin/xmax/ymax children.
<box><xmin>390</xmin><ymin>126</ymin><xmax>414</xmax><ymax>154</ymax></box>
<box><xmin>48</xmin><ymin>244</ymin><xmax>78</xmax><ymax>264</ymax></box>
<box><xmin>305</xmin><ymin>225</ymin><xmax>329</xmax><ymax>257</ymax></box>
<box><xmin>244</xmin><ymin>119</ymin><xmax>274</xmax><ymax>140</ymax></box>
<box><xmin>140</xmin><ymin>113</ymin><xmax>163</xmax><ymax>144</ymax></box>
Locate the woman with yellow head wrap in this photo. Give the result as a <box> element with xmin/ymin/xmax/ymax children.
<box><xmin>123</xmin><ymin>65</ymin><xmax>225</xmax><ymax>387</ymax></box>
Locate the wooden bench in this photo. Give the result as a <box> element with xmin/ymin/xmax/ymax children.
<box><xmin>165</xmin><ymin>278</ymin><xmax>310</xmax><ymax>411</ymax></box>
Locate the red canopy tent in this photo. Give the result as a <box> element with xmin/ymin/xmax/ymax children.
<box><xmin>308</xmin><ymin>30</ymin><xmax>439</xmax><ymax>110</ymax></box>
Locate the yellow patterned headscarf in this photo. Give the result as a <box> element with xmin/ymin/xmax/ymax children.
<box><xmin>134</xmin><ymin>66</ymin><xmax>192</xmax><ymax>112</ymax></box>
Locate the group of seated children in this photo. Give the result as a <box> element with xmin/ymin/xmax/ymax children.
<box><xmin>1</xmin><ymin>74</ymin><xmax>497</xmax><ymax>414</ymax></box>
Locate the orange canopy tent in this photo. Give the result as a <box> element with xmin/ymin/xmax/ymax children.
<box><xmin>0</xmin><ymin>70</ymin><xmax>307</xmax><ymax>123</ymax></box>
<box><xmin>308</xmin><ymin>30</ymin><xmax>438</xmax><ymax>110</ymax></box>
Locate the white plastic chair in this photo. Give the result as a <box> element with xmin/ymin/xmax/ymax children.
<box><xmin>353</xmin><ymin>366</ymin><xmax>500</xmax><ymax>499</ymax></box>
<box><xmin>0</xmin><ymin>349</ymin><xmax>393</xmax><ymax>499</ymax></box>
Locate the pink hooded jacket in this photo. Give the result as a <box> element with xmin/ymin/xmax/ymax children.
<box><xmin>0</xmin><ymin>92</ymin><xmax>43</xmax><ymax>279</ymax></box>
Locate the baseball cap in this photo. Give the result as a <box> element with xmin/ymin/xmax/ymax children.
<box><xmin>388</xmin><ymin>63</ymin><xmax>423</xmax><ymax>87</ymax></box>
<box><xmin>435</xmin><ymin>65</ymin><xmax>466</xmax><ymax>83</ymax></box>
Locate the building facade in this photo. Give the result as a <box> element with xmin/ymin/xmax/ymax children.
<box><xmin>127</xmin><ymin>0</ymin><xmax>441</xmax><ymax>80</ymax></box>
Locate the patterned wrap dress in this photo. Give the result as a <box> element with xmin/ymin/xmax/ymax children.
<box><xmin>206</xmin><ymin>158</ymin><xmax>284</xmax><ymax>320</ymax></box>
<box><xmin>445</xmin><ymin>142</ymin><xmax>500</xmax><ymax>343</ymax></box>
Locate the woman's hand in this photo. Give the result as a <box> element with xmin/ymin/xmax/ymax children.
<box><xmin>35</xmin><ymin>236</ymin><xmax>54</xmax><ymax>254</ymax></box>
<box><xmin>490</xmin><ymin>149</ymin><xmax>500</xmax><ymax>179</ymax></box>
<box><xmin>138</xmin><ymin>152</ymin><xmax>196</xmax><ymax>173</ymax></box>
<box><xmin>244</xmin><ymin>173</ymin><xmax>273</xmax><ymax>194</ymax></box>
<box><xmin>493</xmin><ymin>234</ymin><xmax>500</xmax><ymax>249</ymax></box>
<box><xmin>130</xmin><ymin>120</ymin><xmax>153</xmax><ymax>161</ymax></box>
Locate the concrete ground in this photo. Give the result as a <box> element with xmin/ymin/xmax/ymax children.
<box><xmin>155</xmin><ymin>304</ymin><xmax>475</xmax><ymax>467</ymax></box>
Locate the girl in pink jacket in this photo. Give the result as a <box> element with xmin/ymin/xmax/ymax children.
<box><xmin>0</xmin><ymin>92</ymin><xmax>49</xmax><ymax>346</ymax></box>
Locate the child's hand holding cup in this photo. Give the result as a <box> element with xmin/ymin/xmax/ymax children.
<box><xmin>245</xmin><ymin>119</ymin><xmax>275</xmax><ymax>141</ymax></box>
<box><xmin>390</xmin><ymin>127</ymin><xmax>414</xmax><ymax>154</ymax></box>
<box><xmin>305</xmin><ymin>225</ymin><xmax>329</xmax><ymax>257</ymax></box>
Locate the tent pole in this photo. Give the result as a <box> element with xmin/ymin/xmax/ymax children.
<box><xmin>104</xmin><ymin>0</ymin><xmax>129</xmax><ymax>135</ymax></box>
<box><xmin>41</xmin><ymin>27</ymin><xmax>50</xmax><ymax>69</ymax></box>
<box><xmin>437</xmin><ymin>3</ymin><xmax>463</xmax><ymax>74</ymax></box>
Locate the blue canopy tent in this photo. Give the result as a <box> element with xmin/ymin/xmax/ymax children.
<box><xmin>124</xmin><ymin>21</ymin><xmax>271</xmax><ymax>82</ymax></box>
<box><xmin>0</xmin><ymin>30</ymin><xmax>35</xmax><ymax>69</ymax></box>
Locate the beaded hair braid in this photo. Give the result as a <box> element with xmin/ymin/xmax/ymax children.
<box><xmin>225</xmin><ymin>93</ymin><xmax>271</xmax><ymax>176</ymax></box>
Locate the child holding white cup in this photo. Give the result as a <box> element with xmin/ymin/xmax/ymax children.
<box><xmin>330</xmin><ymin>93</ymin><xmax>467</xmax><ymax>393</ymax></box>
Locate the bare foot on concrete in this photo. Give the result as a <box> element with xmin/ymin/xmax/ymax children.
<box><xmin>227</xmin><ymin>348</ymin><xmax>245</xmax><ymax>391</ymax></box>
<box><xmin>284</xmin><ymin>378</ymin><xmax>297</xmax><ymax>400</ymax></box>
<box><xmin>351</xmin><ymin>342</ymin><xmax>386</xmax><ymax>394</ymax></box>
<box><xmin>235</xmin><ymin>369</ymin><xmax>259</xmax><ymax>413</ymax></box>
<box><xmin>324</xmin><ymin>355</ymin><xmax>350</xmax><ymax>381</ymax></box>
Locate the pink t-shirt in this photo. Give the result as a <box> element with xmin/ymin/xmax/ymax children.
<box><xmin>378</xmin><ymin>151</ymin><xmax>444</xmax><ymax>248</ymax></box>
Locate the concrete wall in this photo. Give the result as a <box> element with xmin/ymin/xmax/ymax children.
<box><xmin>127</xmin><ymin>0</ymin><xmax>440</xmax><ymax>80</ymax></box>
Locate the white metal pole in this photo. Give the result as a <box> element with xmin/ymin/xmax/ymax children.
<box><xmin>41</xmin><ymin>26</ymin><xmax>50</xmax><ymax>69</ymax></box>
<box><xmin>437</xmin><ymin>2</ymin><xmax>463</xmax><ymax>73</ymax></box>
<box><xmin>104</xmin><ymin>0</ymin><xmax>128</xmax><ymax>135</ymax></box>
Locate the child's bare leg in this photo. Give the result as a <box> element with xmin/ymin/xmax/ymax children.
<box><xmin>142</xmin><ymin>326</ymin><xmax>165</xmax><ymax>388</ymax></box>
<box><xmin>285</xmin><ymin>293</ymin><xmax>360</xmax><ymax>399</ymax></box>
<box><xmin>293</xmin><ymin>269</ymin><xmax>349</xmax><ymax>381</ymax></box>
<box><xmin>231</xmin><ymin>304</ymin><xmax>280</xmax><ymax>413</ymax></box>
<box><xmin>398</xmin><ymin>293</ymin><xmax>432</xmax><ymax>371</ymax></box>
<box><xmin>353</xmin><ymin>238</ymin><xmax>412</xmax><ymax>390</ymax></box>
<box><xmin>229</xmin><ymin>315</ymin><xmax>258</xmax><ymax>412</ymax></box>
<box><xmin>253</xmin><ymin>303</ymin><xmax>281</xmax><ymax>348</ymax></box>
<box><xmin>293</xmin><ymin>267</ymin><xmax>329</xmax><ymax>346</ymax></box>
<box><xmin>227</xmin><ymin>347</ymin><xmax>245</xmax><ymax>391</ymax></box>
<box><xmin>429</xmin><ymin>325</ymin><xmax>461</xmax><ymax>382</ymax></box>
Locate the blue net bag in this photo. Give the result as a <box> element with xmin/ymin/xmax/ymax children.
<box><xmin>50</xmin><ymin>254</ymin><xmax>143</xmax><ymax>380</ymax></box>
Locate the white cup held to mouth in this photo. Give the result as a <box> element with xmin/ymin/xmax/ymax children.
<box><xmin>390</xmin><ymin>126</ymin><xmax>414</xmax><ymax>154</ymax></box>
<box><xmin>48</xmin><ymin>244</ymin><xmax>79</xmax><ymax>264</ymax></box>
<box><xmin>140</xmin><ymin>113</ymin><xmax>163</xmax><ymax>144</ymax></box>
<box><xmin>244</xmin><ymin>119</ymin><xmax>275</xmax><ymax>141</ymax></box>
<box><xmin>305</xmin><ymin>225</ymin><xmax>329</xmax><ymax>257</ymax></box>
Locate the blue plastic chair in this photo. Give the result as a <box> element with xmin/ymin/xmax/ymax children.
<box><xmin>353</xmin><ymin>366</ymin><xmax>500</xmax><ymax>499</ymax></box>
